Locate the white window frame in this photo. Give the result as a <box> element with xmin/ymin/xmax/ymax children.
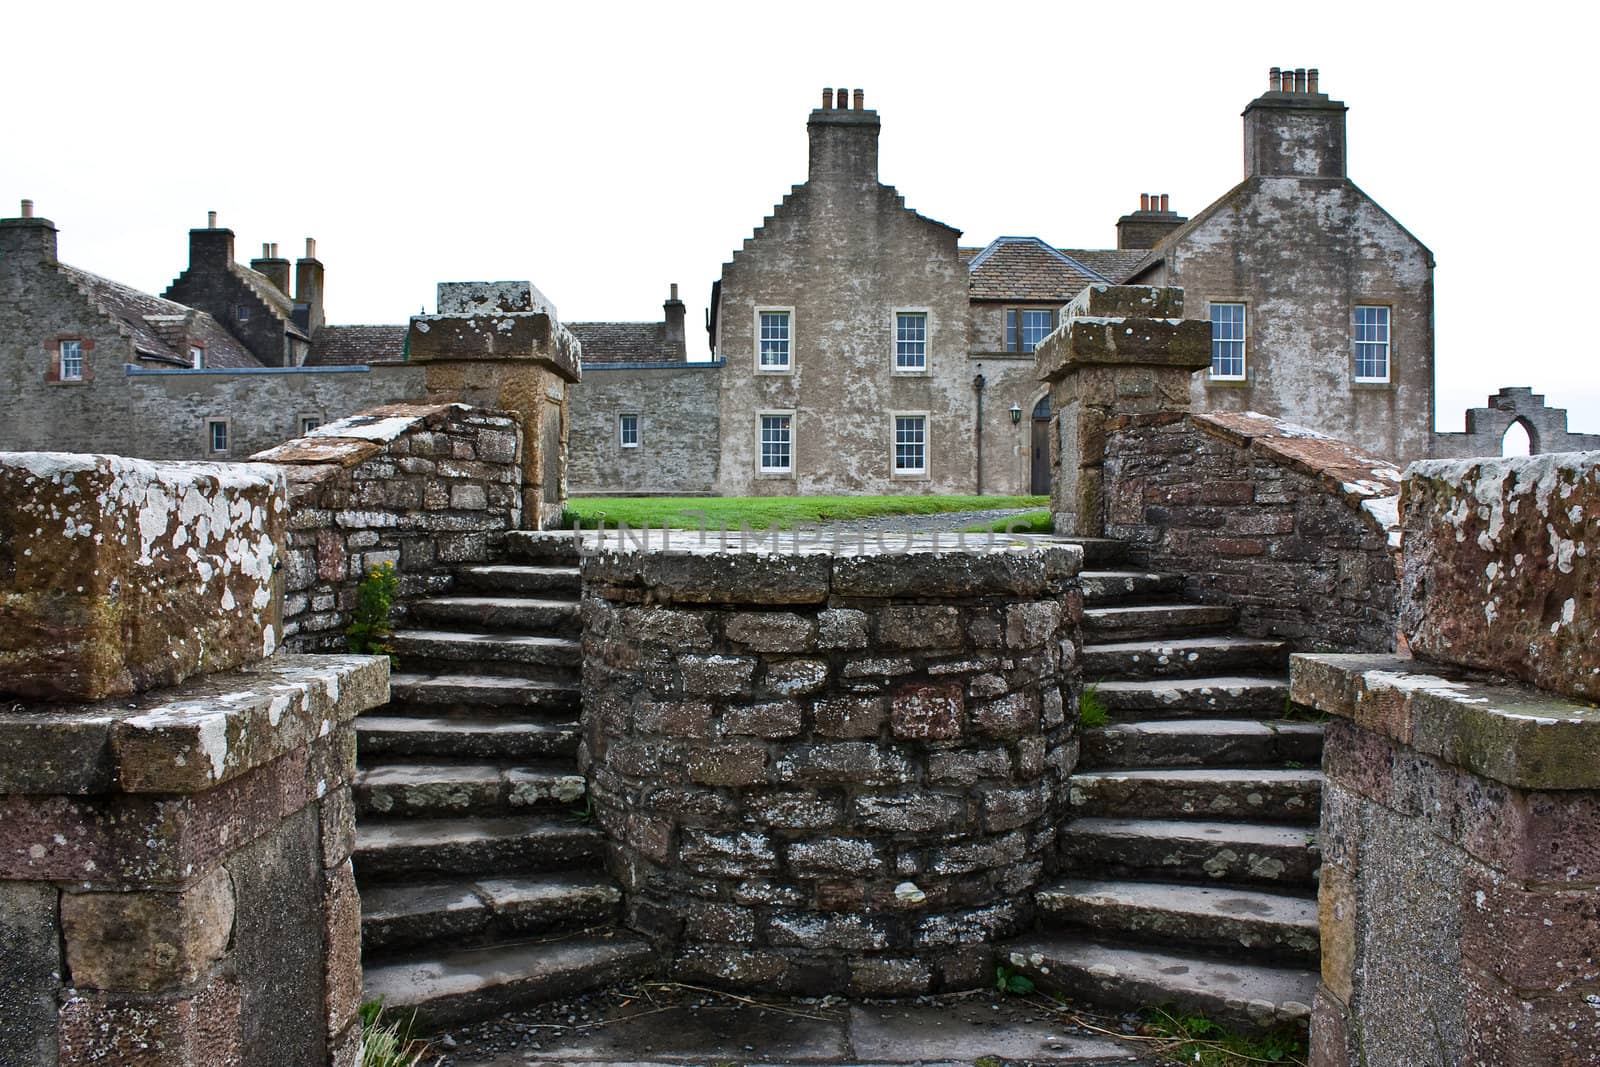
<box><xmin>205</xmin><ymin>417</ymin><xmax>231</xmax><ymax>456</ymax></box>
<box><xmin>893</xmin><ymin>310</ymin><xmax>929</xmax><ymax>374</ymax></box>
<box><xmin>299</xmin><ymin>414</ymin><xmax>322</xmax><ymax>435</ymax></box>
<box><xmin>1353</xmin><ymin>305</ymin><xmax>1391</xmax><ymax>384</ymax></box>
<box><xmin>59</xmin><ymin>339</ymin><xmax>84</xmax><ymax>382</ymax></box>
<box><xmin>190</xmin><ymin>345</ymin><xmax>205</xmax><ymax>369</ymax></box>
<box><xmin>1208</xmin><ymin>301</ymin><xmax>1247</xmax><ymax>381</ymax></box>
<box><xmin>1006</xmin><ymin>307</ymin><xmax>1057</xmax><ymax>353</ymax></box>
<box><xmin>755</xmin><ymin>307</ymin><xmax>793</xmax><ymax>373</ymax></box>
<box><xmin>619</xmin><ymin>412</ymin><xmax>641</xmax><ymax>448</ymax></box>
<box><xmin>891</xmin><ymin>410</ymin><xmax>929</xmax><ymax>478</ymax></box>
<box><xmin>757</xmin><ymin>410</ymin><xmax>795</xmax><ymax>474</ymax></box>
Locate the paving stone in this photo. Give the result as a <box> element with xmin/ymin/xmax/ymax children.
<box><xmin>1036</xmin><ymin>878</ymin><xmax>1318</xmax><ymax>961</ymax></box>
<box><xmin>1069</xmin><ymin>768</ymin><xmax>1322</xmax><ymax>822</ymax></box>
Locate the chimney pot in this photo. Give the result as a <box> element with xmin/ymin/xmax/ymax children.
<box><xmin>262</xmin><ymin>242</ymin><xmax>271</xmax><ymax>258</ymax></box>
<box><xmin>1140</xmin><ymin>193</ymin><xmax>1150</xmax><ymax>211</ymax></box>
<box><xmin>852</xmin><ymin>88</ymin><xmax>864</xmax><ymax>110</ymax></box>
<box><xmin>20</xmin><ymin>199</ymin><xmax>33</xmax><ymax>218</ymax></box>
<box><xmin>670</xmin><ymin>282</ymin><xmax>679</xmax><ymax>301</ymax></box>
<box><xmin>1280</xmin><ymin>69</ymin><xmax>1294</xmax><ymax>92</ymax></box>
<box><xmin>834</xmin><ymin>88</ymin><xmax>846</xmax><ymax>109</ymax></box>
<box><xmin>1307</xmin><ymin>68</ymin><xmax>1319</xmax><ymax>93</ymax></box>
<box><xmin>1269</xmin><ymin>66</ymin><xmax>1281</xmax><ymax>90</ymax></box>
<box><xmin>207</xmin><ymin>210</ymin><xmax>217</xmax><ymax>229</ymax></box>
<box><xmin>1294</xmin><ymin>68</ymin><xmax>1307</xmax><ymax>93</ymax></box>
<box><xmin>305</xmin><ymin>237</ymin><xmax>316</xmax><ymax>260</ymax></box>
<box><xmin>821</xmin><ymin>87</ymin><xmax>832</xmax><ymax>108</ymax></box>
<box><xmin>1159</xmin><ymin>194</ymin><xmax>1169</xmax><ymax>212</ymax></box>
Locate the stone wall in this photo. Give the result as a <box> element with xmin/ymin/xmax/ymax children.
<box><xmin>251</xmin><ymin>403</ymin><xmax>523</xmax><ymax>651</ymax></box>
<box><xmin>1433</xmin><ymin>387</ymin><xmax>1600</xmax><ymax>458</ymax></box>
<box><xmin>1293</xmin><ymin>450</ymin><xmax>1600</xmax><ymax>1067</ymax></box>
<box><xmin>580</xmin><ymin>536</ymin><xmax>1082</xmax><ymax>994</ymax></box>
<box><xmin>1104</xmin><ymin>411</ymin><xmax>1401</xmax><ymax>653</ymax></box>
<box><xmin>567</xmin><ymin>362</ymin><xmax>722</xmax><ymax>495</ymax></box>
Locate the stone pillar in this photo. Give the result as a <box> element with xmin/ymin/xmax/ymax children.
<box><xmin>580</xmin><ymin>533</ymin><xmax>1082</xmax><ymax>995</ymax></box>
<box><xmin>1290</xmin><ymin>452</ymin><xmax>1600</xmax><ymax>1066</ymax></box>
<box><xmin>405</xmin><ymin>281</ymin><xmax>582</xmax><ymax>530</ymax></box>
<box><xmin>0</xmin><ymin>453</ymin><xmax>388</xmax><ymax>1066</ymax></box>
<box><xmin>1034</xmin><ymin>285</ymin><xmax>1209</xmax><ymax>537</ymax></box>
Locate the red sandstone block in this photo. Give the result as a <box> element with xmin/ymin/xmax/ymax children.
<box><xmin>58</xmin><ymin>975</ymin><xmax>242</xmax><ymax>1067</ymax></box>
<box><xmin>1464</xmin><ymin>960</ymin><xmax>1600</xmax><ymax>1066</ymax></box>
<box><xmin>1462</xmin><ymin>869</ymin><xmax>1600</xmax><ymax>990</ymax></box>
<box><xmin>323</xmin><ymin>861</ymin><xmax>362</xmax><ymax>1041</ymax></box>
<box><xmin>1199</xmin><ymin>536</ymin><xmax>1266</xmax><ymax>557</ymax></box>
<box><xmin>1308</xmin><ymin>986</ymin><xmax>1353</xmax><ymax>1067</ymax></box>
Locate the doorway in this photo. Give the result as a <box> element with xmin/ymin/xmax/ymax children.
<box><xmin>1030</xmin><ymin>396</ymin><xmax>1051</xmax><ymax>496</ymax></box>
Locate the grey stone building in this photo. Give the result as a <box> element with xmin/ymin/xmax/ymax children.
<box><xmin>1124</xmin><ymin>68</ymin><xmax>1437</xmax><ymax>464</ymax></box>
<box><xmin>1433</xmin><ymin>388</ymin><xmax>1600</xmax><ymax>457</ymax></box>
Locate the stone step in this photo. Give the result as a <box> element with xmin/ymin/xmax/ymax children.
<box><xmin>1092</xmin><ymin>676</ymin><xmax>1290</xmax><ymax>717</ymax></box>
<box><xmin>1083</xmin><ymin>635</ymin><xmax>1289</xmax><ymax>681</ymax></box>
<box><xmin>355</xmin><ymin>761</ymin><xmax>587</xmax><ymax>818</ymax></box>
<box><xmin>1050</xmin><ymin>537</ymin><xmax>1130</xmax><ymax>568</ymax></box>
<box><xmin>1069</xmin><ymin>768</ymin><xmax>1322</xmax><ymax>823</ymax></box>
<box><xmin>389</xmin><ymin>629</ymin><xmax>582</xmax><ymax>671</ymax></box>
<box><xmin>360</xmin><ymin>872</ymin><xmax>622</xmax><ymax>956</ymax></box>
<box><xmin>1035</xmin><ymin>879</ymin><xmax>1319</xmax><ymax>963</ymax></box>
<box><xmin>1002</xmin><ymin>935</ymin><xmax>1315</xmax><ymax>1033</ymax></box>
<box><xmin>355</xmin><ymin>816</ymin><xmax>606</xmax><ymax>882</ymax></box>
<box><xmin>388</xmin><ymin>672</ymin><xmax>581</xmax><ymax>714</ymax></box>
<box><xmin>362</xmin><ymin>931</ymin><xmax>656</xmax><ymax>1031</ymax></box>
<box><xmin>1059</xmin><ymin>817</ymin><xmax>1319</xmax><ymax>888</ymax></box>
<box><xmin>357</xmin><ymin>714</ymin><xmax>580</xmax><ymax>760</ymax></box>
<box><xmin>502</xmin><ymin>530</ymin><xmax>585</xmax><ymax>565</ymax></box>
<box><xmin>1081</xmin><ymin>719</ymin><xmax>1323</xmax><ymax>769</ymax></box>
<box><xmin>1080</xmin><ymin>570</ymin><xmax>1184</xmax><ymax>606</ymax></box>
<box><xmin>1082</xmin><ymin>603</ymin><xmax>1236</xmax><ymax>642</ymax></box>
<box><xmin>455</xmin><ymin>564</ymin><xmax>581</xmax><ymax>596</ymax></box>
<box><xmin>409</xmin><ymin>596</ymin><xmax>580</xmax><ymax>633</ymax></box>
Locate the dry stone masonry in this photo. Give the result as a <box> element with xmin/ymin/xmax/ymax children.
<box><xmin>251</xmin><ymin>402</ymin><xmax>523</xmax><ymax>651</ymax></box>
<box><xmin>1292</xmin><ymin>450</ymin><xmax>1600</xmax><ymax>1067</ymax></box>
<box><xmin>1103</xmin><ymin>410</ymin><xmax>1401</xmax><ymax>653</ymax></box>
<box><xmin>579</xmin><ymin>536</ymin><xmax>1083</xmax><ymax>995</ymax></box>
<box><xmin>0</xmin><ymin>449</ymin><xmax>386</xmax><ymax>1066</ymax></box>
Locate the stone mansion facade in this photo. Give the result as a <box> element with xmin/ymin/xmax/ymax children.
<box><xmin>5</xmin><ymin>70</ymin><xmax>1594</xmax><ymax>484</ymax></box>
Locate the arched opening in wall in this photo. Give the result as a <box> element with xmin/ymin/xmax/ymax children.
<box><xmin>1502</xmin><ymin>419</ymin><xmax>1534</xmax><ymax>457</ymax></box>
<box><xmin>1030</xmin><ymin>395</ymin><xmax>1051</xmax><ymax>496</ymax></box>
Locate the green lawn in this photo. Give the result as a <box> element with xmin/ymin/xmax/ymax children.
<box><xmin>564</xmin><ymin>495</ymin><xmax>1048</xmax><ymax>531</ymax></box>
<box><xmin>961</xmin><ymin>509</ymin><xmax>1053</xmax><ymax>534</ymax></box>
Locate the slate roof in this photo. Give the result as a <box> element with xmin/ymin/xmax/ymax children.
<box><xmin>966</xmin><ymin>237</ymin><xmax>1111</xmax><ymax>303</ymax></box>
<box><xmin>305</xmin><ymin>325</ymin><xmax>408</xmax><ymax>367</ymax></box>
<box><xmin>58</xmin><ymin>265</ymin><xmax>261</xmax><ymax>368</ymax></box>
<box><xmin>568</xmin><ymin>322</ymin><xmax>669</xmax><ymax>365</ymax></box>
<box><xmin>1058</xmin><ymin>249</ymin><xmax>1151</xmax><ymax>284</ymax></box>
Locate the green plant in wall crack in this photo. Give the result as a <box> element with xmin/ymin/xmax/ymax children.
<box><xmin>346</xmin><ymin>562</ymin><xmax>400</xmax><ymax>665</ymax></box>
<box><xmin>1079</xmin><ymin>682</ymin><xmax>1110</xmax><ymax>729</ymax></box>
<box><xmin>994</xmin><ymin>963</ymin><xmax>1035</xmax><ymax>996</ymax></box>
<box><xmin>358</xmin><ymin>1000</ymin><xmax>440</xmax><ymax>1067</ymax></box>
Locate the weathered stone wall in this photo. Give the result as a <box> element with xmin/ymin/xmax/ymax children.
<box><xmin>1104</xmin><ymin>411</ymin><xmax>1401</xmax><ymax>652</ymax></box>
<box><xmin>1295</xmin><ymin>452</ymin><xmax>1600</xmax><ymax>1065</ymax></box>
<box><xmin>1433</xmin><ymin>387</ymin><xmax>1600</xmax><ymax>459</ymax></box>
<box><xmin>0</xmin><ymin>454</ymin><xmax>285</xmax><ymax>701</ymax></box>
<box><xmin>1399</xmin><ymin>452</ymin><xmax>1600</xmax><ymax>701</ymax></box>
<box><xmin>0</xmin><ymin>654</ymin><xmax>386</xmax><ymax>1067</ymax></box>
<box><xmin>580</xmin><ymin>536</ymin><xmax>1082</xmax><ymax>994</ymax></box>
<box><xmin>567</xmin><ymin>362</ymin><xmax>722</xmax><ymax>495</ymax></box>
<box><xmin>251</xmin><ymin>403</ymin><xmax>523</xmax><ymax>651</ymax></box>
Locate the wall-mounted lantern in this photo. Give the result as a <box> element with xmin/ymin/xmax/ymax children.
<box><xmin>1009</xmin><ymin>403</ymin><xmax>1023</xmax><ymax>426</ymax></box>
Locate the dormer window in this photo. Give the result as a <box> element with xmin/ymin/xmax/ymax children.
<box><xmin>190</xmin><ymin>345</ymin><xmax>205</xmax><ymax>369</ymax></box>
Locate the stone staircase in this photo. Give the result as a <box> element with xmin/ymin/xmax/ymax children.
<box><xmin>1007</xmin><ymin>538</ymin><xmax>1321</xmax><ymax>1031</ymax></box>
<box><xmin>353</xmin><ymin>533</ymin><xmax>653</xmax><ymax>1029</ymax></box>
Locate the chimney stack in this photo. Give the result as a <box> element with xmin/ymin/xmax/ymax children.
<box><xmin>663</xmin><ymin>282</ymin><xmax>687</xmax><ymax>360</ymax></box>
<box><xmin>1117</xmin><ymin>193</ymin><xmax>1187</xmax><ymax>250</ymax></box>
<box><xmin>294</xmin><ymin>237</ymin><xmax>325</xmax><ymax>334</ymax></box>
<box><xmin>0</xmin><ymin>199</ymin><xmax>58</xmax><ymax>267</ymax></box>
<box><xmin>1246</xmin><ymin>66</ymin><xmax>1347</xmax><ymax>178</ymax></box>
<box><xmin>250</xmin><ymin>241</ymin><xmax>293</xmax><ymax>296</ymax></box>
<box><xmin>809</xmin><ymin>86</ymin><xmax>881</xmax><ymax>186</ymax></box>
<box><xmin>187</xmin><ymin>212</ymin><xmax>235</xmax><ymax>271</ymax></box>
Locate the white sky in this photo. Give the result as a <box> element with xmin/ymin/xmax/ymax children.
<box><xmin>6</xmin><ymin>1</ymin><xmax>1596</xmax><ymax>437</ymax></box>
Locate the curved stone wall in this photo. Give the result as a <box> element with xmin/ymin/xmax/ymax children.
<box><xmin>580</xmin><ymin>537</ymin><xmax>1082</xmax><ymax>995</ymax></box>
